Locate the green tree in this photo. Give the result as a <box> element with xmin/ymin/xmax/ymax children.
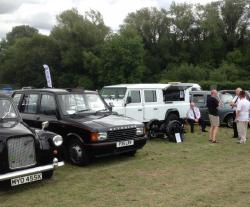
<box><xmin>6</xmin><ymin>25</ymin><xmax>38</xmax><ymax>45</ymax></box>
<box><xmin>100</xmin><ymin>26</ymin><xmax>146</xmax><ymax>85</ymax></box>
<box><xmin>0</xmin><ymin>34</ymin><xmax>61</xmax><ymax>88</ymax></box>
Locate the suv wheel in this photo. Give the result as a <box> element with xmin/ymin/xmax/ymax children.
<box><xmin>226</xmin><ymin>115</ymin><xmax>234</xmax><ymax>128</ymax></box>
<box><xmin>68</xmin><ymin>139</ymin><xmax>90</xmax><ymax>166</ymax></box>
<box><xmin>148</xmin><ymin>121</ymin><xmax>160</xmax><ymax>139</ymax></box>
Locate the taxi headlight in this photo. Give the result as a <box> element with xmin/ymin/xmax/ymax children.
<box><xmin>52</xmin><ymin>135</ymin><xmax>63</xmax><ymax>147</ymax></box>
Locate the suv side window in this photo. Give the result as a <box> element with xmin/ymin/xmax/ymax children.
<box><xmin>20</xmin><ymin>94</ymin><xmax>39</xmax><ymax>114</ymax></box>
<box><xmin>192</xmin><ymin>94</ymin><xmax>205</xmax><ymax>107</ymax></box>
<box><xmin>40</xmin><ymin>94</ymin><xmax>56</xmax><ymax>115</ymax></box>
<box><xmin>13</xmin><ymin>93</ymin><xmax>22</xmax><ymax>107</ymax></box>
<box><xmin>144</xmin><ymin>90</ymin><xmax>157</xmax><ymax>102</ymax></box>
<box><xmin>127</xmin><ymin>90</ymin><xmax>141</xmax><ymax>103</ymax></box>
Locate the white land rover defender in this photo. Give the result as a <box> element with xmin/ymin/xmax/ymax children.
<box><xmin>101</xmin><ymin>84</ymin><xmax>193</xmax><ymax>139</ymax></box>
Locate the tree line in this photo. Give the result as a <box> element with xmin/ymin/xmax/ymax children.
<box><xmin>0</xmin><ymin>0</ymin><xmax>250</xmax><ymax>90</ymax></box>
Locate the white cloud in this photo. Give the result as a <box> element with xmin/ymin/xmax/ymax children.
<box><xmin>0</xmin><ymin>0</ymin><xmax>217</xmax><ymax>39</ymax></box>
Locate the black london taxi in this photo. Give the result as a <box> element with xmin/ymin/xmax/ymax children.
<box><xmin>12</xmin><ymin>88</ymin><xmax>147</xmax><ymax>166</ymax></box>
<box><xmin>0</xmin><ymin>93</ymin><xmax>64</xmax><ymax>187</ymax></box>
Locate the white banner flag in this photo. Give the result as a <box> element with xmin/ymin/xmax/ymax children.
<box><xmin>43</xmin><ymin>64</ymin><xmax>53</xmax><ymax>88</ymax></box>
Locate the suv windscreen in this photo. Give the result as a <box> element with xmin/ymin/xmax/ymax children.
<box><xmin>101</xmin><ymin>87</ymin><xmax>127</xmax><ymax>99</ymax></box>
<box><xmin>219</xmin><ymin>93</ymin><xmax>234</xmax><ymax>104</ymax></box>
<box><xmin>58</xmin><ymin>93</ymin><xmax>108</xmax><ymax>115</ymax></box>
<box><xmin>0</xmin><ymin>99</ymin><xmax>18</xmax><ymax>120</ymax></box>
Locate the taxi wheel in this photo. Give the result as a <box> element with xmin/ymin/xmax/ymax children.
<box><xmin>68</xmin><ymin>139</ymin><xmax>90</xmax><ymax>166</ymax></box>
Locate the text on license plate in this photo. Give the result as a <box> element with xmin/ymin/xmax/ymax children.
<box><xmin>116</xmin><ymin>140</ymin><xmax>134</xmax><ymax>148</ymax></box>
<box><xmin>11</xmin><ymin>173</ymin><xmax>42</xmax><ymax>186</ymax></box>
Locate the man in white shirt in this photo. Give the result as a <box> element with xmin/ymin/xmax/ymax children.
<box><xmin>230</xmin><ymin>87</ymin><xmax>242</xmax><ymax>138</ymax></box>
<box><xmin>187</xmin><ymin>102</ymin><xmax>206</xmax><ymax>133</ymax></box>
<box><xmin>236</xmin><ymin>90</ymin><xmax>250</xmax><ymax>144</ymax></box>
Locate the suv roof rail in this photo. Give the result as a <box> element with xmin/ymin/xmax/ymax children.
<box><xmin>22</xmin><ymin>86</ymin><xmax>34</xmax><ymax>90</ymax></box>
<box><xmin>65</xmin><ymin>88</ymin><xmax>85</xmax><ymax>92</ymax></box>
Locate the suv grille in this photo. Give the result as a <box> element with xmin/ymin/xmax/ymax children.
<box><xmin>7</xmin><ymin>136</ymin><xmax>36</xmax><ymax>170</ymax></box>
<box><xmin>107</xmin><ymin>128</ymin><xmax>137</xmax><ymax>142</ymax></box>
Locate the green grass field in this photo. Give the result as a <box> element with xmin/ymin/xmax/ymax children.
<box><xmin>1</xmin><ymin>127</ymin><xmax>250</xmax><ymax>207</ymax></box>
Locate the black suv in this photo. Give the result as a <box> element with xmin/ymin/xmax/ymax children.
<box><xmin>0</xmin><ymin>93</ymin><xmax>64</xmax><ymax>187</ymax></box>
<box><xmin>12</xmin><ymin>88</ymin><xmax>147</xmax><ymax>166</ymax></box>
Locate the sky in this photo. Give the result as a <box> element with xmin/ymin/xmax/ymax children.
<box><xmin>0</xmin><ymin>0</ymin><xmax>216</xmax><ymax>39</ymax></box>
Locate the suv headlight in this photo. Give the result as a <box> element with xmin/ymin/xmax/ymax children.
<box><xmin>98</xmin><ymin>132</ymin><xmax>107</xmax><ymax>141</ymax></box>
<box><xmin>136</xmin><ymin>127</ymin><xmax>144</xmax><ymax>136</ymax></box>
<box><xmin>52</xmin><ymin>135</ymin><xmax>63</xmax><ymax>147</ymax></box>
<box><xmin>91</xmin><ymin>132</ymin><xmax>107</xmax><ymax>141</ymax></box>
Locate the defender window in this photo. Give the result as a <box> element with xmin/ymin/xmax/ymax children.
<box><xmin>144</xmin><ymin>90</ymin><xmax>157</xmax><ymax>102</ymax></box>
<box><xmin>127</xmin><ymin>90</ymin><xmax>141</xmax><ymax>103</ymax></box>
<box><xmin>12</xmin><ymin>93</ymin><xmax>22</xmax><ymax>106</ymax></box>
<box><xmin>40</xmin><ymin>94</ymin><xmax>57</xmax><ymax>115</ymax></box>
<box><xmin>20</xmin><ymin>94</ymin><xmax>39</xmax><ymax>114</ymax></box>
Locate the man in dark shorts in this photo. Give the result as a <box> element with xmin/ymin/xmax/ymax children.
<box><xmin>206</xmin><ymin>89</ymin><xmax>220</xmax><ymax>143</ymax></box>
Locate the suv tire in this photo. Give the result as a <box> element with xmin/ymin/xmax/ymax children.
<box><xmin>225</xmin><ymin>114</ymin><xmax>234</xmax><ymax>128</ymax></box>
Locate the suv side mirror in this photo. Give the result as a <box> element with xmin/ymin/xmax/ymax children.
<box><xmin>126</xmin><ymin>96</ymin><xmax>132</xmax><ymax>104</ymax></box>
<box><xmin>42</xmin><ymin>121</ymin><xmax>49</xmax><ymax>130</ymax></box>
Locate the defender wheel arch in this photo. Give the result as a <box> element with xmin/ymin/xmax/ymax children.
<box><xmin>165</xmin><ymin>109</ymin><xmax>180</xmax><ymax>120</ymax></box>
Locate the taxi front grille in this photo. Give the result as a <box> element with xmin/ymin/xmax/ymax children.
<box><xmin>7</xmin><ymin>136</ymin><xmax>36</xmax><ymax>170</ymax></box>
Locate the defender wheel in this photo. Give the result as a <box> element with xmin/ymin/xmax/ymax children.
<box><xmin>43</xmin><ymin>170</ymin><xmax>54</xmax><ymax>179</ymax></box>
<box><xmin>166</xmin><ymin>120</ymin><xmax>184</xmax><ymax>142</ymax></box>
<box><xmin>68</xmin><ymin>139</ymin><xmax>90</xmax><ymax>166</ymax></box>
<box><xmin>226</xmin><ymin>115</ymin><xmax>234</xmax><ymax>128</ymax></box>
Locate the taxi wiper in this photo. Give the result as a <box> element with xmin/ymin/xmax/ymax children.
<box><xmin>74</xmin><ymin>109</ymin><xmax>91</xmax><ymax>114</ymax></box>
<box><xmin>95</xmin><ymin>109</ymin><xmax>109</xmax><ymax>113</ymax></box>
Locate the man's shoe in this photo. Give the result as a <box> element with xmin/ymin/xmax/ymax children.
<box><xmin>202</xmin><ymin>130</ymin><xmax>207</xmax><ymax>132</ymax></box>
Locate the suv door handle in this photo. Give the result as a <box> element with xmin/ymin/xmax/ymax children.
<box><xmin>138</xmin><ymin>109</ymin><xmax>142</xmax><ymax>112</ymax></box>
<box><xmin>153</xmin><ymin>108</ymin><xmax>158</xmax><ymax>110</ymax></box>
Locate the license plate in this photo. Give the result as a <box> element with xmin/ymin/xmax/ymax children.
<box><xmin>11</xmin><ymin>173</ymin><xmax>43</xmax><ymax>186</ymax></box>
<box><xmin>116</xmin><ymin>140</ymin><xmax>134</xmax><ymax>148</ymax></box>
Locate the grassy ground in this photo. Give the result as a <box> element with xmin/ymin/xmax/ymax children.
<box><xmin>1</xmin><ymin>127</ymin><xmax>250</xmax><ymax>207</ymax></box>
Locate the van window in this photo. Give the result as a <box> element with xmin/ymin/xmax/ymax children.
<box><xmin>127</xmin><ymin>90</ymin><xmax>141</xmax><ymax>103</ymax></box>
<box><xmin>144</xmin><ymin>90</ymin><xmax>157</xmax><ymax>102</ymax></box>
<box><xmin>21</xmin><ymin>94</ymin><xmax>39</xmax><ymax>114</ymax></box>
<box><xmin>40</xmin><ymin>94</ymin><xmax>56</xmax><ymax>115</ymax></box>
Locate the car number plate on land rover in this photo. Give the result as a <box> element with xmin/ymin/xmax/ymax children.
<box><xmin>11</xmin><ymin>173</ymin><xmax>42</xmax><ymax>186</ymax></box>
<box><xmin>116</xmin><ymin>140</ymin><xmax>134</xmax><ymax>148</ymax></box>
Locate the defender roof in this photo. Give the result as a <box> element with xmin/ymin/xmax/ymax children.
<box><xmin>103</xmin><ymin>83</ymin><xmax>194</xmax><ymax>90</ymax></box>
<box><xmin>103</xmin><ymin>84</ymin><xmax>171</xmax><ymax>89</ymax></box>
